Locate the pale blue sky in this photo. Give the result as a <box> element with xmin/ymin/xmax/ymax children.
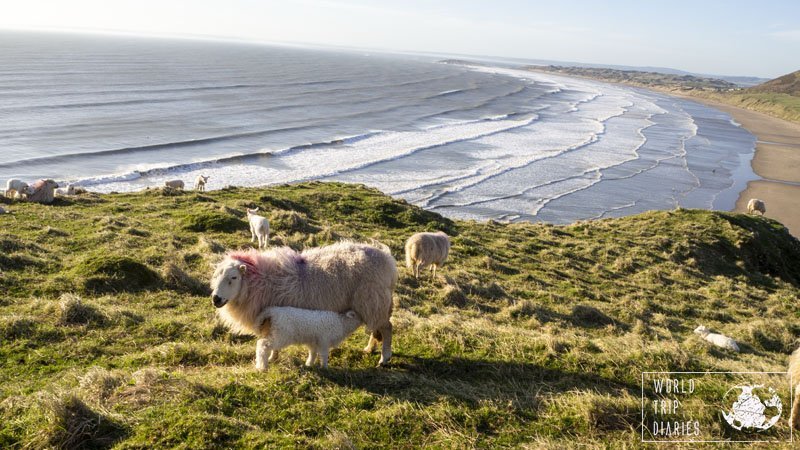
<box><xmin>2</xmin><ymin>0</ymin><xmax>798</xmax><ymax>78</ymax></box>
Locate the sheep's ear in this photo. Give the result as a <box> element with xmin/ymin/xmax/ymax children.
<box><xmin>253</xmin><ymin>207</ymin><xmax>259</xmax><ymax>212</ymax></box>
<box><xmin>238</xmin><ymin>264</ymin><xmax>247</xmax><ymax>274</ymax></box>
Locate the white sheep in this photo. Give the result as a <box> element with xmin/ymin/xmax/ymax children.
<box><xmin>246</xmin><ymin>207</ymin><xmax>270</xmax><ymax>249</ymax></box>
<box><xmin>789</xmin><ymin>346</ymin><xmax>800</xmax><ymax>429</ymax></box>
<box><xmin>5</xmin><ymin>179</ymin><xmax>29</xmax><ymax>199</ymax></box>
<box><xmin>27</xmin><ymin>179</ymin><xmax>59</xmax><ymax>204</ymax></box>
<box><xmin>164</xmin><ymin>179</ymin><xmax>185</xmax><ymax>190</ymax></box>
<box><xmin>55</xmin><ymin>184</ymin><xmax>75</xmax><ymax>196</ymax></box>
<box><xmin>747</xmin><ymin>198</ymin><xmax>766</xmax><ymax>215</ymax></box>
<box><xmin>405</xmin><ymin>231</ymin><xmax>450</xmax><ymax>278</ymax></box>
<box><xmin>254</xmin><ymin>306</ymin><xmax>362</xmax><ymax>370</ymax></box>
<box><xmin>195</xmin><ymin>175</ymin><xmax>209</xmax><ymax>192</ymax></box>
<box><xmin>694</xmin><ymin>325</ymin><xmax>739</xmax><ymax>352</ymax></box>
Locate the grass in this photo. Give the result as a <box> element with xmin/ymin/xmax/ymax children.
<box><xmin>1</xmin><ymin>181</ymin><xmax>799</xmax><ymax>448</ymax></box>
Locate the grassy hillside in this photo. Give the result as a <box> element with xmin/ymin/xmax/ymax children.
<box><xmin>1</xmin><ymin>182</ymin><xmax>799</xmax><ymax>448</ymax></box>
<box><xmin>749</xmin><ymin>71</ymin><xmax>800</xmax><ymax>96</ymax></box>
<box><xmin>524</xmin><ymin>65</ymin><xmax>738</xmax><ymax>91</ymax></box>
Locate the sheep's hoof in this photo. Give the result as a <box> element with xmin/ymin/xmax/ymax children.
<box><xmin>255</xmin><ymin>362</ymin><xmax>268</xmax><ymax>372</ymax></box>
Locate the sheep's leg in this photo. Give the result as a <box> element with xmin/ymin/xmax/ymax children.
<box><xmin>319</xmin><ymin>348</ymin><xmax>329</xmax><ymax>368</ymax></box>
<box><xmin>792</xmin><ymin>392</ymin><xmax>800</xmax><ymax>430</ymax></box>
<box><xmin>377</xmin><ymin>322</ymin><xmax>393</xmax><ymax>366</ymax></box>
<box><xmin>255</xmin><ymin>338</ymin><xmax>273</xmax><ymax>371</ymax></box>
<box><xmin>268</xmin><ymin>349</ymin><xmax>280</xmax><ymax>362</ymax></box>
<box><xmin>250</xmin><ymin>224</ymin><xmax>256</xmax><ymax>243</ymax></box>
<box><xmin>414</xmin><ymin>263</ymin><xmax>421</xmax><ymax>279</ymax></box>
<box><xmin>364</xmin><ymin>333</ymin><xmax>378</xmax><ymax>353</ymax></box>
<box><xmin>305</xmin><ymin>348</ymin><xmax>318</xmax><ymax>367</ymax></box>
<box><xmin>432</xmin><ymin>264</ymin><xmax>437</xmax><ymax>279</ymax></box>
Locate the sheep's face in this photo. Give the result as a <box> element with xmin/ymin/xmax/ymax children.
<box><xmin>210</xmin><ymin>260</ymin><xmax>247</xmax><ymax>308</ymax></box>
<box><xmin>246</xmin><ymin>207</ymin><xmax>259</xmax><ymax>218</ymax></box>
<box><xmin>693</xmin><ymin>325</ymin><xmax>708</xmax><ymax>335</ymax></box>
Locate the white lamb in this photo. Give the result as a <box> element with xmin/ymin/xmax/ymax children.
<box><xmin>254</xmin><ymin>307</ymin><xmax>362</xmax><ymax>370</ymax></box>
<box><xmin>164</xmin><ymin>179</ymin><xmax>185</xmax><ymax>189</ymax></box>
<box><xmin>5</xmin><ymin>179</ymin><xmax>29</xmax><ymax>198</ymax></box>
<box><xmin>747</xmin><ymin>198</ymin><xmax>766</xmax><ymax>215</ymax></box>
<box><xmin>55</xmin><ymin>184</ymin><xmax>75</xmax><ymax>196</ymax></box>
<box><xmin>246</xmin><ymin>207</ymin><xmax>270</xmax><ymax>249</ymax></box>
<box><xmin>405</xmin><ymin>231</ymin><xmax>451</xmax><ymax>278</ymax></box>
<box><xmin>195</xmin><ymin>175</ymin><xmax>209</xmax><ymax>192</ymax></box>
<box><xmin>694</xmin><ymin>325</ymin><xmax>740</xmax><ymax>352</ymax></box>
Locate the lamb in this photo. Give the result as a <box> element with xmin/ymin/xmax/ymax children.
<box><xmin>254</xmin><ymin>307</ymin><xmax>362</xmax><ymax>369</ymax></box>
<box><xmin>693</xmin><ymin>325</ymin><xmax>739</xmax><ymax>352</ymax></box>
<box><xmin>789</xmin><ymin>346</ymin><xmax>800</xmax><ymax>429</ymax></box>
<box><xmin>195</xmin><ymin>175</ymin><xmax>209</xmax><ymax>192</ymax></box>
<box><xmin>246</xmin><ymin>207</ymin><xmax>270</xmax><ymax>249</ymax></box>
<box><xmin>26</xmin><ymin>179</ymin><xmax>59</xmax><ymax>204</ymax></box>
<box><xmin>55</xmin><ymin>184</ymin><xmax>75</xmax><ymax>196</ymax></box>
<box><xmin>747</xmin><ymin>198</ymin><xmax>766</xmax><ymax>215</ymax></box>
<box><xmin>405</xmin><ymin>231</ymin><xmax>450</xmax><ymax>278</ymax></box>
<box><xmin>5</xmin><ymin>179</ymin><xmax>29</xmax><ymax>198</ymax></box>
<box><xmin>164</xmin><ymin>179</ymin><xmax>185</xmax><ymax>190</ymax></box>
<box><xmin>209</xmin><ymin>241</ymin><xmax>397</xmax><ymax>367</ymax></box>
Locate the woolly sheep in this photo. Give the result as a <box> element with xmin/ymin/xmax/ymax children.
<box><xmin>195</xmin><ymin>175</ymin><xmax>209</xmax><ymax>192</ymax></box>
<box><xmin>55</xmin><ymin>184</ymin><xmax>75</xmax><ymax>196</ymax></box>
<box><xmin>694</xmin><ymin>325</ymin><xmax>739</xmax><ymax>352</ymax></box>
<box><xmin>405</xmin><ymin>231</ymin><xmax>450</xmax><ymax>278</ymax></box>
<box><xmin>747</xmin><ymin>198</ymin><xmax>766</xmax><ymax>215</ymax></box>
<box><xmin>5</xmin><ymin>179</ymin><xmax>29</xmax><ymax>198</ymax></box>
<box><xmin>164</xmin><ymin>179</ymin><xmax>185</xmax><ymax>189</ymax></box>
<box><xmin>27</xmin><ymin>179</ymin><xmax>59</xmax><ymax>204</ymax></box>
<box><xmin>210</xmin><ymin>241</ymin><xmax>397</xmax><ymax>366</ymax></box>
<box><xmin>246</xmin><ymin>207</ymin><xmax>270</xmax><ymax>249</ymax></box>
<box><xmin>254</xmin><ymin>306</ymin><xmax>362</xmax><ymax>370</ymax></box>
<box><xmin>789</xmin><ymin>346</ymin><xmax>800</xmax><ymax>429</ymax></box>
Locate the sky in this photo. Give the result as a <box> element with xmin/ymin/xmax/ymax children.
<box><xmin>1</xmin><ymin>0</ymin><xmax>799</xmax><ymax>78</ymax></box>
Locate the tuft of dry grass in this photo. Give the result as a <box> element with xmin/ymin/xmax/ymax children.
<box><xmin>58</xmin><ymin>293</ymin><xmax>106</xmax><ymax>326</ymax></box>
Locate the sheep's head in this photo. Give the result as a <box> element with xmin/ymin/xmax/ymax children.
<box><xmin>693</xmin><ymin>325</ymin><xmax>709</xmax><ymax>336</ymax></box>
<box><xmin>210</xmin><ymin>259</ymin><xmax>247</xmax><ymax>308</ymax></box>
<box><xmin>246</xmin><ymin>207</ymin><xmax>259</xmax><ymax>217</ymax></box>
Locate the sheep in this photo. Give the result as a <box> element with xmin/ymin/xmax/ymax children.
<box><xmin>164</xmin><ymin>179</ymin><xmax>185</xmax><ymax>190</ymax></box>
<box><xmin>693</xmin><ymin>325</ymin><xmax>739</xmax><ymax>352</ymax></box>
<box><xmin>26</xmin><ymin>179</ymin><xmax>59</xmax><ymax>204</ymax></box>
<box><xmin>195</xmin><ymin>175</ymin><xmax>209</xmax><ymax>192</ymax></box>
<box><xmin>253</xmin><ymin>307</ymin><xmax>362</xmax><ymax>369</ymax></box>
<box><xmin>747</xmin><ymin>198</ymin><xmax>766</xmax><ymax>215</ymax></box>
<box><xmin>405</xmin><ymin>231</ymin><xmax>450</xmax><ymax>279</ymax></box>
<box><xmin>789</xmin><ymin>346</ymin><xmax>800</xmax><ymax>429</ymax></box>
<box><xmin>210</xmin><ymin>241</ymin><xmax>397</xmax><ymax>367</ymax></box>
<box><xmin>246</xmin><ymin>207</ymin><xmax>270</xmax><ymax>249</ymax></box>
<box><xmin>5</xmin><ymin>179</ymin><xmax>29</xmax><ymax>198</ymax></box>
<box><xmin>55</xmin><ymin>184</ymin><xmax>75</xmax><ymax>196</ymax></box>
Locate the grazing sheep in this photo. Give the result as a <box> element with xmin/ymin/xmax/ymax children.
<box><xmin>254</xmin><ymin>307</ymin><xmax>362</xmax><ymax>369</ymax></box>
<box><xmin>405</xmin><ymin>231</ymin><xmax>450</xmax><ymax>278</ymax></box>
<box><xmin>164</xmin><ymin>179</ymin><xmax>185</xmax><ymax>190</ymax></box>
<box><xmin>210</xmin><ymin>241</ymin><xmax>397</xmax><ymax>366</ymax></box>
<box><xmin>694</xmin><ymin>325</ymin><xmax>739</xmax><ymax>352</ymax></box>
<box><xmin>26</xmin><ymin>179</ymin><xmax>59</xmax><ymax>204</ymax></box>
<box><xmin>747</xmin><ymin>198</ymin><xmax>766</xmax><ymax>215</ymax></box>
<box><xmin>789</xmin><ymin>346</ymin><xmax>800</xmax><ymax>429</ymax></box>
<box><xmin>55</xmin><ymin>184</ymin><xmax>75</xmax><ymax>196</ymax></box>
<box><xmin>246</xmin><ymin>207</ymin><xmax>270</xmax><ymax>249</ymax></box>
<box><xmin>5</xmin><ymin>179</ymin><xmax>29</xmax><ymax>198</ymax></box>
<box><xmin>195</xmin><ymin>175</ymin><xmax>209</xmax><ymax>192</ymax></box>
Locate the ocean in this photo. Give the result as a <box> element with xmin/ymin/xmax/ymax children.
<box><xmin>0</xmin><ymin>31</ymin><xmax>756</xmax><ymax>223</ymax></box>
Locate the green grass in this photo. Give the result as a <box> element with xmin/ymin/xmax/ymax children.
<box><xmin>1</xmin><ymin>182</ymin><xmax>799</xmax><ymax>448</ymax></box>
<box><xmin>697</xmin><ymin>91</ymin><xmax>800</xmax><ymax>124</ymax></box>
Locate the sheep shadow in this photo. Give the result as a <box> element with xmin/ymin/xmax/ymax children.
<box><xmin>318</xmin><ymin>353</ymin><xmax>639</xmax><ymax>413</ymax></box>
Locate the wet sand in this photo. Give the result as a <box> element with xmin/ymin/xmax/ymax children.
<box><xmin>679</xmin><ymin>96</ymin><xmax>800</xmax><ymax>237</ymax></box>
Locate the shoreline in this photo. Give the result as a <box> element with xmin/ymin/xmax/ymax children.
<box><xmin>671</xmin><ymin>94</ymin><xmax>800</xmax><ymax>238</ymax></box>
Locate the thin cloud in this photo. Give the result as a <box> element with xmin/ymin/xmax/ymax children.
<box><xmin>770</xmin><ymin>29</ymin><xmax>800</xmax><ymax>41</ymax></box>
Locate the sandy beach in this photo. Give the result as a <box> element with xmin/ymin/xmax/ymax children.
<box><xmin>676</xmin><ymin>96</ymin><xmax>800</xmax><ymax>237</ymax></box>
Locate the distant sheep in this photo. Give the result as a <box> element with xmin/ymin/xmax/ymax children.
<box><xmin>789</xmin><ymin>346</ymin><xmax>800</xmax><ymax>429</ymax></box>
<box><xmin>246</xmin><ymin>207</ymin><xmax>270</xmax><ymax>249</ymax></box>
<box><xmin>164</xmin><ymin>179</ymin><xmax>185</xmax><ymax>190</ymax></box>
<box><xmin>210</xmin><ymin>241</ymin><xmax>397</xmax><ymax>366</ymax></box>
<box><xmin>55</xmin><ymin>184</ymin><xmax>75</xmax><ymax>196</ymax></box>
<box><xmin>747</xmin><ymin>198</ymin><xmax>766</xmax><ymax>215</ymax></box>
<box><xmin>5</xmin><ymin>179</ymin><xmax>29</xmax><ymax>198</ymax></box>
<box><xmin>405</xmin><ymin>231</ymin><xmax>450</xmax><ymax>278</ymax></box>
<box><xmin>254</xmin><ymin>306</ymin><xmax>362</xmax><ymax>369</ymax></box>
<box><xmin>27</xmin><ymin>179</ymin><xmax>59</xmax><ymax>204</ymax></box>
<box><xmin>694</xmin><ymin>325</ymin><xmax>739</xmax><ymax>352</ymax></box>
<box><xmin>195</xmin><ymin>175</ymin><xmax>209</xmax><ymax>192</ymax></box>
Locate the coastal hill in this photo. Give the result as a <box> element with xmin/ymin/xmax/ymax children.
<box><xmin>1</xmin><ymin>183</ymin><xmax>799</xmax><ymax>447</ymax></box>
<box><xmin>522</xmin><ymin>65</ymin><xmax>740</xmax><ymax>91</ymax></box>
<box><xmin>749</xmin><ymin>70</ymin><xmax>800</xmax><ymax>96</ymax></box>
